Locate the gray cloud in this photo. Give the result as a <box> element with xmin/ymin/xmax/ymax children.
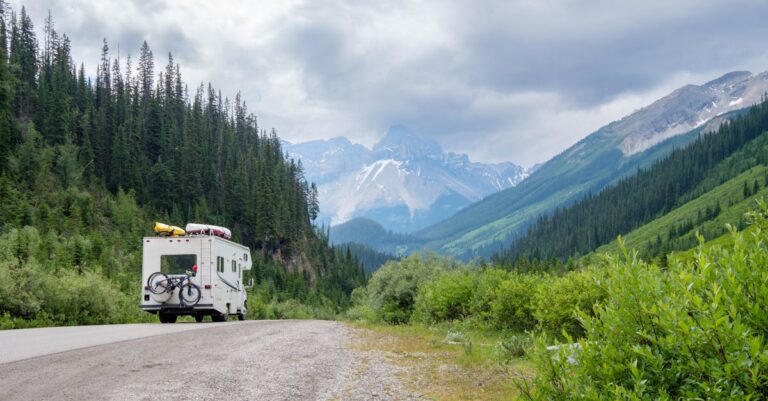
<box><xmin>9</xmin><ymin>0</ymin><xmax>768</xmax><ymax>166</ymax></box>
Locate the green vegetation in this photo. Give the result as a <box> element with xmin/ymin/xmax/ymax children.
<box><xmin>522</xmin><ymin>203</ymin><xmax>768</xmax><ymax>400</ymax></box>
<box><xmin>349</xmin><ymin>201</ymin><xmax>768</xmax><ymax>399</ymax></box>
<box><xmin>347</xmin><ymin>253</ymin><xmax>604</xmax><ymax>339</ymax></box>
<box><xmin>0</xmin><ymin>3</ymin><xmax>365</xmax><ymax>327</ymax></box>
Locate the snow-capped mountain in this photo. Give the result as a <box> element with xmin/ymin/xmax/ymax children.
<box><xmin>284</xmin><ymin>125</ymin><xmax>529</xmax><ymax>233</ymax></box>
<box><xmin>618</xmin><ymin>71</ymin><xmax>768</xmax><ymax>155</ymax></box>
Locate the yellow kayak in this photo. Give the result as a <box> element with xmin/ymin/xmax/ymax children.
<box><xmin>154</xmin><ymin>222</ymin><xmax>186</xmax><ymax>236</ymax></box>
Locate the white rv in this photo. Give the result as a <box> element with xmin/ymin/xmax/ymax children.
<box><xmin>140</xmin><ymin>223</ymin><xmax>253</xmax><ymax>323</ymax></box>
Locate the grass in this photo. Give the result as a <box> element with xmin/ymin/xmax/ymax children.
<box><xmin>346</xmin><ymin>322</ymin><xmax>534</xmax><ymax>400</ymax></box>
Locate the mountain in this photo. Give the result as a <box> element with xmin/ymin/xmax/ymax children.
<box><xmin>284</xmin><ymin>125</ymin><xmax>530</xmax><ymax>233</ymax></box>
<box><xmin>414</xmin><ymin>71</ymin><xmax>768</xmax><ymax>258</ymax></box>
<box><xmin>493</xmin><ymin>98</ymin><xmax>768</xmax><ymax>264</ymax></box>
<box><xmin>329</xmin><ymin>217</ymin><xmax>422</xmax><ymax>255</ymax></box>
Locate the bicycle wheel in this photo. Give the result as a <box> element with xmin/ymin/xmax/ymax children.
<box><xmin>147</xmin><ymin>272</ymin><xmax>170</xmax><ymax>295</ymax></box>
<box><xmin>179</xmin><ymin>282</ymin><xmax>202</xmax><ymax>306</ymax></box>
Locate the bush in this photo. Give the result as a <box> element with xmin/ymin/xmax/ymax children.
<box><xmin>364</xmin><ymin>253</ymin><xmax>455</xmax><ymax>323</ymax></box>
<box><xmin>413</xmin><ymin>270</ymin><xmax>475</xmax><ymax>322</ymax></box>
<box><xmin>523</xmin><ymin>203</ymin><xmax>768</xmax><ymax>400</ymax></box>
<box><xmin>533</xmin><ymin>265</ymin><xmax>606</xmax><ymax>338</ymax></box>
<box><xmin>494</xmin><ymin>334</ymin><xmax>533</xmax><ymax>363</ymax></box>
<box><xmin>469</xmin><ymin>268</ymin><xmax>510</xmax><ymax>323</ymax></box>
<box><xmin>489</xmin><ymin>272</ymin><xmax>542</xmax><ymax>331</ymax></box>
<box><xmin>267</xmin><ymin>299</ymin><xmax>315</xmax><ymax>319</ymax></box>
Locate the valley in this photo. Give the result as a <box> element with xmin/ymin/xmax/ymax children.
<box><xmin>2</xmin><ymin>1</ymin><xmax>768</xmax><ymax>400</ymax></box>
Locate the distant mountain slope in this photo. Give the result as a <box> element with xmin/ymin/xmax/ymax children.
<box><xmin>492</xmin><ymin>98</ymin><xmax>768</xmax><ymax>264</ymax></box>
<box><xmin>337</xmin><ymin>242</ymin><xmax>399</xmax><ymax>273</ymax></box>
<box><xmin>285</xmin><ymin>125</ymin><xmax>529</xmax><ymax>233</ymax></box>
<box><xmin>329</xmin><ymin>217</ymin><xmax>421</xmax><ymax>256</ymax></box>
<box><xmin>415</xmin><ymin>71</ymin><xmax>768</xmax><ymax>257</ymax></box>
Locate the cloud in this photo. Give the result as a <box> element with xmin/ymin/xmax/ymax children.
<box><xmin>9</xmin><ymin>0</ymin><xmax>768</xmax><ymax>166</ymax></box>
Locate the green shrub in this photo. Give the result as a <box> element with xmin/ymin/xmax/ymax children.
<box><xmin>344</xmin><ymin>304</ymin><xmax>377</xmax><ymax>322</ymax></box>
<box><xmin>469</xmin><ymin>268</ymin><xmax>510</xmax><ymax>323</ymax></box>
<box><xmin>413</xmin><ymin>270</ymin><xmax>475</xmax><ymax>322</ymax></box>
<box><xmin>533</xmin><ymin>265</ymin><xmax>606</xmax><ymax>338</ymax></box>
<box><xmin>364</xmin><ymin>253</ymin><xmax>455</xmax><ymax>323</ymax></box>
<box><xmin>489</xmin><ymin>272</ymin><xmax>542</xmax><ymax>331</ymax></box>
<box><xmin>494</xmin><ymin>334</ymin><xmax>533</xmax><ymax>363</ymax></box>
<box><xmin>268</xmin><ymin>299</ymin><xmax>314</xmax><ymax>319</ymax></box>
<box><xmin>523</xmin><ymin>203</ymin><xmax>768</xmax><ymax>399</ymax></box>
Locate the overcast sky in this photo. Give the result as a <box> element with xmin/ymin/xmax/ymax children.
<box><xmin>9</xmin><ymin>0</ymin><xmax>768</xmax><ymax>166</ymax></box>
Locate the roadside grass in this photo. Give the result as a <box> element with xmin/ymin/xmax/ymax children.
<box><xmin>347</xmin><ymin>322</ymin><xmax>533</xmax><ymax>400</ymax></box>
<box><xmin>0</xmin><ymin>311</ymin><xmax>154</xmax><ymax>330</ymax></box>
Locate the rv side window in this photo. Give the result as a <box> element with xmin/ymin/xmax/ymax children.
<box><xmin>217</xmin><ymin>256</ymin><xmax>224</xmax><ymax>273</ymax></box>
<box><xmin>244</xmin><ymin>253</ymin><xmax>248</xmax><ymax>262</ymax></box>
<box><xmin>232</xmin><ymin>260</ymin><xmax>236</xmax><ymax>273</ymax></box>
<box><xmin>161</xmin><ymin>254</ymin><xmax>197</xmax><ymax>275</ymax></box>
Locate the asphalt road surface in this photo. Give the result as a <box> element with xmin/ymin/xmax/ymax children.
<box><xmin>0</xmin><ymin>320</ymin><xmax>420</xmax><ymax>401</ymax></box>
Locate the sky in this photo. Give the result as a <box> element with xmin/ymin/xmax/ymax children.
<box><xmin>9</xmin><ymin>0</ymin><xmax>768</xmax><ymax>166</ymax></box>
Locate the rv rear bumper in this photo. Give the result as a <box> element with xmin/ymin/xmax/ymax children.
<box><xmin>140</xmin><ymin>303</ymin><xmax>214</xmax><ymax>314</ymax></box>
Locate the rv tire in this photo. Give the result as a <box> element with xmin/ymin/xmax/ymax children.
<box><xmin>212</xmin><ymin>312</ymin><xmax>228</xmax><ymax>322</ymax></box>
<box><xmin>159</xmin><ymin>313</ymin><xmax>177</xmax><ymax>324</ymax></box>
<box><xmin>237</xmin><ymin>313</ymin><xmax>245</xmax><ymax>321</ymax></box>
<box><xmin>194</xmin><ymin>314</ymin><xmax>204</xmax><ymax>323</ymax></box>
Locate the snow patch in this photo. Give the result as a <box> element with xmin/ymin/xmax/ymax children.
<box><xmin>728</xmin><ymin>97</ymin><xmax>743</xmax><ymax>107</ymax></box>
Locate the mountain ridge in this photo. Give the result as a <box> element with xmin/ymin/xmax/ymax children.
<box><xmin>412</xmin><ymin>70</ymin><xmax>768</xmax><ymax>257</ymax></box>
<box><xmin>284</xmin><ymin>126</ymin><xmax>530</xmax><ymax>233</ymax></box>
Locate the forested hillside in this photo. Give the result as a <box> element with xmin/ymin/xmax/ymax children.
<box><xmin>0</xmin><ymin>4</ymin><xmax>365</xmax><ymax>327</ymax></box>
<box><xmin>338</xmin><ymin>242</ymin><xmax>398</xmax><ymax>273</ymax></box>
<box><xmin>494</xmin><ymin>97</ymin><xmax>768</xmax><ymax>264</ymax></box>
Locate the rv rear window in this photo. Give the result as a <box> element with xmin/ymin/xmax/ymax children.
<box><xmin>161</xmin><ymin>254</ymin><xmax>197</xmax><ymax>275</ymax></box>
<box><xmin>232</xmin><ymin>260</ymin><xmax>236</xmax><ymax>273</ymax></box>
<box><xmin>217</xmin><ymin>256</ymin><xmax>224</xmax><ymax>273</ymax></box>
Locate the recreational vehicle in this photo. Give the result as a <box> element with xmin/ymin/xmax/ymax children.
<box><xmin>140</xmin><ymin>223</ymin><xmax>253</xmax><ymax>323</ymax></box>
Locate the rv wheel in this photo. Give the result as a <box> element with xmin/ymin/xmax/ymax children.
<box><xmin>237</xmin><ymin>313</ymin><xmax>245</xmax><ymax>321</ymax></box>
<box><xmin>212</xmin><ymin>312</ymin><xmax>228</xmax><ymax>322</ymax></box>
<box><xmin>194</xmin><ymin>314</ymin><xmax>204</xmax><ymax>323</ymax></box>
<box><xmin>159</xmin><ymin>313</ymin><xmax>177</xmax><ymax>324</ymax></box>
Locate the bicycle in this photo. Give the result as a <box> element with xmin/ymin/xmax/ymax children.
<box><xmin>147</xmin><ymin>271</ymin><xmax>202</xmax><ymax>306</ymax></box>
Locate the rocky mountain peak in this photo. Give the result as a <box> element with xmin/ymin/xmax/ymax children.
<box><xmin>373</xmin><ymin>125</ymin><xmax>443</xmax><ymax>159</ymax></box>
<box><xmin>283</xmin><ymin>127</ymin><xmax>528</xmax><ymax>233</ymax></box>
<box><xmin>703</xmin><ymin>71</ymin><xmax>752</xmax><ymax>90</ymax></box>
<box><xmin>617</xmin><ymin>70</ymin><xmax>768</xmax><ymax>155</ymax></box>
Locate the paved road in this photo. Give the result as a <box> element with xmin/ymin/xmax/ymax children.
<box><xmin>0</xmin><ymin>321</ymin><xmax>243</xmax><ymax>364</ymax></box>
<box><xmin>0</xmin><ymin>320</ymin><xmax>420</xmax><ymax>401</ymax></box>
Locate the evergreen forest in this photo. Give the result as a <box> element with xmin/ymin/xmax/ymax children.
<box><xmin>0</xmin><ymin>3</ymin><xmax>366</xmax><ymax>327</ymax></box>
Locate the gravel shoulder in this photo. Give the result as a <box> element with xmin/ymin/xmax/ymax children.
<box><xmin>0</xmin><ymin>320</ymin><xmax>418</xmax><ymax>401</ymax></box>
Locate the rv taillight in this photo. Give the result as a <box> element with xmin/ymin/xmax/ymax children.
<box><xmin>204</xmin><ymin>284</ymin><xmax>211</xmax><ymax>289</ymax></box>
